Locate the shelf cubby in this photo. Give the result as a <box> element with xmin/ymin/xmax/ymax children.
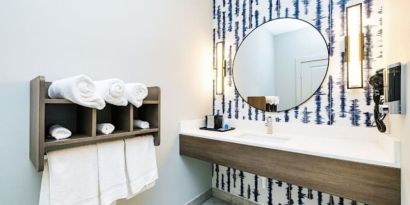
<box><xmin>30</xmin><ymin>76</ymin><xmax>161</xmax><ymax>171</ymax></box>
<box><xmin>97</xmin><ymin>104</ymin><xmax>133</xmax><ymax>134</ymax></box>
<box><xmin>133</xmin><ymin>104</ymin><xmax>160</xmax><ymax>145</ymax></box>
<box><xmin>45</xmin><ymin>104</ymin><xmax>95</xmax><ymax>138</ymax></box>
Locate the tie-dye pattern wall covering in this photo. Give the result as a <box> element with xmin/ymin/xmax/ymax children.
<box><xmin>212</xmin><ymin>0</ymin><xmax>382</xmax><ymax>204</ymax></box>
<box><xmin>212</xmin><ymin>0</ymin><xmax>382</xmax><ymax>126</ymax></box>
<box><xmin>212</xmin><ymin>165</ymin><xmax>368</xmax><ymax>205</ymax></box>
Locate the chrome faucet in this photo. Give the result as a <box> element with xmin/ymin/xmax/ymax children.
<box><xmin>265</xmin><ymin>116</ymin><xmax>273</xmax><ymax>134</ymax></box>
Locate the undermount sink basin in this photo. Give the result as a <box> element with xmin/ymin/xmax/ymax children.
<box><xmin>236</xmin><ymin>133</ymin><xmax>290</xmax><ymax>145</ymax></box>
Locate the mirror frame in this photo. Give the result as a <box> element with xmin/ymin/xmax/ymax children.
<box><xmin>232</xmin><ymin>17</ymin><xmax>330</xmax><ymax>113</ymax></box>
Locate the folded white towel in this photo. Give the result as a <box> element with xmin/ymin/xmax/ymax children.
<box><xmin>125</xmin><ymin>83</ymin><xmax>148</xmax><ymax>108</ymax></box>
<box><xmin>49</xmin><ymin>125</ymin><xmax>72</xmax><ymax>140</ymax></box>
<box><xmin>265</xmin><ymin>96</ymin><xmax>280</xmax><ymax>105</ymax></box>
<box><xmin>97</xmin><ymin>140</ymin><xmax>128</xmax><ymax>205</ymax></box>
<box><xmin>133</xmin><ymin>120</ymin><xmax>150</xmax><ymax>129</ymax></box>
<box><xmin>48</xmin><ymin>75</ymin><xmax>106</xmax><ymax>110</ymax></box>
<box><xmin>97</xmin><ymin>123</ymin><xmax>115</xmax><ymax>135</ymax></box>
<box><xmin>95</xmin><ymin>79</ymin><xmax>128</xmax><ymax>106</ymax></box>
<box><xmin>40</xmin><ymin>145</ymin><xmax>99</xmax><ymax>205</ymax></box>
<box><xmin>124</xmin><ymin>135</ymin><xmax>158</xmax><ymax>199</ymax></box>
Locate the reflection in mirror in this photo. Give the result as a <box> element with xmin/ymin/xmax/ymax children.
<box><xmin>233</xmin><ymin>18</ymin><xmax>329</xmax><ymax>112</ymax></box>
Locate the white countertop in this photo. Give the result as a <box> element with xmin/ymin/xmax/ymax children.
<box><xmin>180</xmin><ymin>119</ymin><xmax>401</xmax><ymax>168</ymax></box>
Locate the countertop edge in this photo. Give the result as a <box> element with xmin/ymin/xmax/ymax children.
<box><xmin>180</xmin><ymin>130</ymin><xmax>401</xmax><ymax>169</ymax></box>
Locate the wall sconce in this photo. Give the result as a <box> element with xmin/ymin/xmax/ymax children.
<box><xmin>346</xmin><ymin>3</ymin><xmax>364</xmax><ymax>89</ymax></box>
<box><xmin>215</xmin><ymin>41</ymin><xmax>225</xmax><ymax>95</ymax></box>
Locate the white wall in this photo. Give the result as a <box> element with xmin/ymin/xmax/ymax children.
<box><xmin>383</xmin><ymin>1</ymin><xmax>410</xmax><ymax>204</ymax></box>
<box><xmin>274</xmin><ymin>27</ymin><xmax>327</xmax><ymax>111</ymax></box>
<box><xmin>234</xmin><ymin>27</ymin><xmax>275</xmax><ymax>98</ymax></box>
<box><xmin>0</xmin><ymin>0</ymin><xmax>213</xmax><ymax>204</ymax></box>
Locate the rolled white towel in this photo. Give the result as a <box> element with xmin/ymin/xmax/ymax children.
<box><xmin>49</xmin><ymin>125</ymin><xmax>72</xmax><ymax>140</ymax></box>
<box><xmin>95</xmin><ymin>79</ymin><xmax>128</xmax><ymax>106</ymax></box>
<box><xmin>133</xmin><ymin>120</ymin><xmax>150</xmax><ymax>129</ymax></box>
<box><xmin>265</xmin><ymin>96</ymin><xmax>280</xmax><ymax>105</ymax></box>
<box><xmin>48</xmin><ymin>75</ymin><xmax>106</xmax><ymax>110</ymax></box>
<box><xmin>125</xmin><ymin>83</ymin><xmax>148</xmax><ymax>108</ymax></box>
<box><xmin>97</xmin><ymin>123</ymin><xmax>115</xmax><ymax>135</ymax></box>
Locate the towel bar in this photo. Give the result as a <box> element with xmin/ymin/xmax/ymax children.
<box><xmin>30</xmin><ymin>76</ymin><xmax>161</xmax><ymax>172</ymax></box>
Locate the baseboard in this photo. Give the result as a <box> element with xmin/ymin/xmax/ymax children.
<box><xmin>184</xmin><ymin>189</ymin><xmax>212</xmax><ymax>205</ymax></box>
<box><xmin>212</xmin><ymin>188</ymin><xmax>258</xmax><ymax>205</ymax></box>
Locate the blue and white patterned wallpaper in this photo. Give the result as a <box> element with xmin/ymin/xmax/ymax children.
<box><xmin>211</xmin><ymin>0</ymin><xmax>382</xmax><ymax>204</ymax></box>
<box><xmin>212</xmin><ymin>0</ymin><xmax>383</xmax><ymax>127</ymax></box>
<box><xmin>212</xmin><ymin>165</ymin><xmax>367</xmax><ymax>205</ymax></box>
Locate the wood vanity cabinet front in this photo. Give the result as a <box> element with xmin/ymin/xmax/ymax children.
<box><xmin>180</xmin><ymin>134</ymin><xmax>400</xmax><ymax>205</ymax></box>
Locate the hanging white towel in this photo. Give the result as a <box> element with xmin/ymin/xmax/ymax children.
<box><xmin>49</xmin><ymin>125</ymin><xmax>72</xmax><ymax>140</ymax></box>
<box><xmin>39</xmin><ymin>144</ymin><xmax>100</xmax><ymax>205</ymax></box>
<box><xmin>39</xmin><ymin>161</ymin><xmax>50</xmax><ymax>205</ymax></box>
<box><xmin>135</xmin><ymin>181</ymin><xmax>156</xmax><ymax>196</ymax></box>
<box><xmin>125</xmin><ymin>83</ymin><xmax>148</xmax><ymax>108</ymax></box>
<box><xmin>48</xmin><ymin>75</ymin><xmax>106</xmax><ymax>110</ymax></box>
<box><xmin>124</xmin><ymin>135</ymin><xmax>158</xmax><ymax>199</ymax></box>
<box><xmin>97</xmin><ymin>140</ymin><xmax>128</xmax><ymax>205</ymax></box>
<box><xmin>133</xmin><ymin>120</ymin><xmax>150</xmax><ymax>129</ymax></box>
<box><xmin>97</xmin><ymin>123</ymin><xmax>115</xmax><ymax>135</ymax></box>
<box><xmin>95</xmin><ymin>79</ymin><xmax>128</xmax><ymax>106</ymax></box>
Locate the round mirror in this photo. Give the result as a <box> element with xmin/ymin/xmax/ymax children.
<box><xmin>233</xmin><ymin>18</ymin><xmax>329</xmax><ymax>112</ymax></box>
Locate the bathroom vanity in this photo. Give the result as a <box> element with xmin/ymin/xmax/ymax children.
<box><xmin>195</xmin><ymin>16</ymin><xmax>402</xmax><ymax>205</ymax></box>
<box><xmin>179</xmin><ymin>119</ymin><xmax>401</xmax><ymax>205</ymax></box>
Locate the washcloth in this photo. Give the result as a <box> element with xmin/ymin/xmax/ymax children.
<box><xmin>124</xmin><ymin>135</ymin><xmax>158</xmax><ymax>199</ymax></box>
<box><xmin>97</xmin><ymin>140</ymin><xmax>128</xmax><ymax>205</ymax></box>
<box><xmin>125</xmin><ymin>83</ymin><xmax>148</xmax><ymax>108</ymax></box>
<box><xmin>49</xmin><ymin>125</ymin><xmax>72</xmax><ymax>140</ymax></box>
<box><xmin>95</xmin><ymin>79</ymin><xmax>128</xmax><ymax>106</ymax></box>
<box><xmin>97</xmin><ymin>123</ymin><xmax>115</xmax><ymax>135</ymax></box>
<box><xmin>133</xmin><ymin>120</ymin><xmax>150</xmax><ymax>129</ymax></box>
<box><xmin>48</xmin><ymin>75</ymin><xmax>106</xmax><ymax>110</ymax></box>
<box><xmin>39</xmin><ymin>144</ymin><xmax>99</xmax><ymax>205</ymax></box>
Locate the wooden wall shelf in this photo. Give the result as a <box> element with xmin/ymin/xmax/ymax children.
<box><xmin>30</xmin><ymin>76</ymin><xmax>161</xmax><ymax>172</ymax></box>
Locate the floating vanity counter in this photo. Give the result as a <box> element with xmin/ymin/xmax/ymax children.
<box><xmin>179</xmin><ymin>120</ymin><xmax>401</xmax><ymax>205</ymax></box>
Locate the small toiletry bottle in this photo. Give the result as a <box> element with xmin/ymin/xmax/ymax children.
<box><xmin>266</xmin><ymin>116</ymin><xmax>273</xmax><ymax>134</ymax></box>
<box><xmin>223</xmin><ymin>115</ymin><xmax>229</xmax><ymax>130</ymax></box>
<box><xmin>214</xmin><ymin>115</ymin><xmax>223</xmax><ymax>129</ymax></box>
<box><xmin>206</xmin><ymin>115</ymin><xmax>214</xmax><ymax>129</ymax></box>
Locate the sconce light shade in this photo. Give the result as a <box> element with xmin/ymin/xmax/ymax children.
<box><xmin>346</xmin><ymin>3</ymin><xmax>364</xmax><ymax>89</ymax></box>
<box><xmin>215</xmin><ymin>42</ymin><xmax>225</xmax><ymax>95</ymax></box>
